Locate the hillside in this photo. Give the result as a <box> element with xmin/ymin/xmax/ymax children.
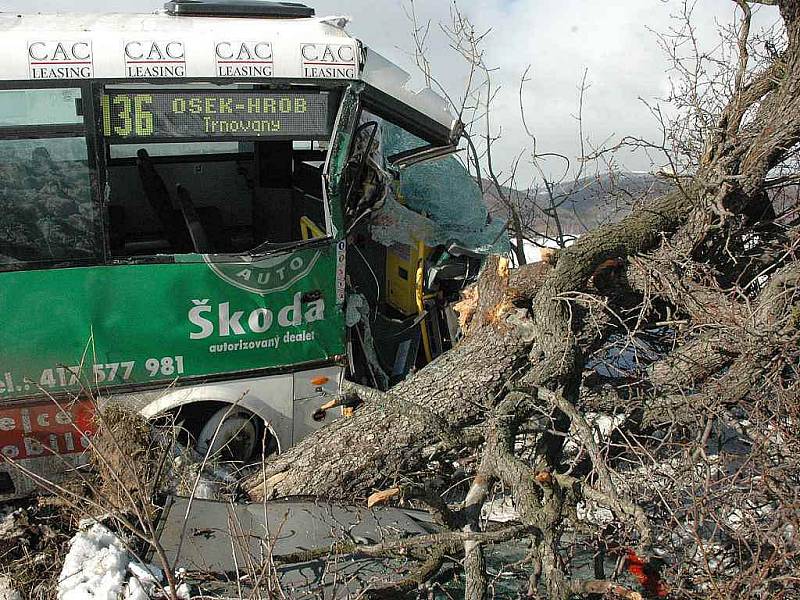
<box><xmin>482</xmin><ymin>171</ymin><xmax>673</xmax><ymax>237</ymax></box>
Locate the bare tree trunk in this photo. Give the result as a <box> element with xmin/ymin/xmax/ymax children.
<box><xmin>510</xmin><ymin>209</ymin><xmax>528</xmax><ymax>267</ymax></box>
<box><xmin>246</xmin><ymin>259</ymin><xmax>549</xmax><ymax>500</ymax></box>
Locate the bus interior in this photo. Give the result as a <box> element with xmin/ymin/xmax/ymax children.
<box><xmin>103</xmin><ymin>87</ymin><xmax>334</xmax><ymax>258</ymax></box>
<box><xmin>106</xmin><ymin>140</ymin><xmax>329</xmax><ymax>257</ymax></box>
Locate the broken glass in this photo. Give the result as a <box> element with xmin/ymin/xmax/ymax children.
<box><xmin>370</xmin><ymin>121</ymin><xmax>508</xmax><ymax>253</ymax></box>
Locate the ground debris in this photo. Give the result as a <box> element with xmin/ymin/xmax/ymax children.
<box><xmin>0</xmin><ymin>499</ymin><xmax>78</xmax><ymax>599</ymax></box>
<box><xmin>0</xmin><ymin>575</ymin><xmax>21</xmax><ymax>600</ymax></box>
<box><xmin>91</xmin><ymin>405</ymin><xmax>163</xmax><ymax>514</ymax></box>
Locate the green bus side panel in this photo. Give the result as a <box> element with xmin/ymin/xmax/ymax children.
<box><xmin>0</xmin><ymin>245</ymin><xmax>345</xmax><ymax>400</ymax></box>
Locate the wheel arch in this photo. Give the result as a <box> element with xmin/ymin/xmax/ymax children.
<box><xmin>136</xmin><ymin>376</ymin><xmax>294</xmax><ymax>453</ymax></box>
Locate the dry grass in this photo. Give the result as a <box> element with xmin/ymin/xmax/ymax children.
<box><xmin>0</xmin><ymin>403</ymin><xmax>162</xmax><ymax>598</ymax></box>
<box><xmin>90</xmin><ymin>404</ymin><xmax>165</xmax><ymax>515</ymax></box>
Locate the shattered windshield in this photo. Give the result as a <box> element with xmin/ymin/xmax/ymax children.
<box><xmin>371</xmin><ymin>120</ymin><xmax>508</xmax><ymax>254</ymax></box>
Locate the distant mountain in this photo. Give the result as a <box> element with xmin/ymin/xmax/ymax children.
<box><xmin>481</xmin><ymin>171</ymin><xmax>672</xmax><ymax>237</ymax></box>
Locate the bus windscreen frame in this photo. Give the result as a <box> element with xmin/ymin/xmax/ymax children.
<box><xmin>100</xmin><ymin>88</ymin><xmax>335</xmax><ymax>143</ymax></box>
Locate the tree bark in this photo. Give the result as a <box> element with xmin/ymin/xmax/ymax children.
<box><xmin>245</xmin><ymin>258</ymin><xmax>550</xmax><ymax>500</ymax></box>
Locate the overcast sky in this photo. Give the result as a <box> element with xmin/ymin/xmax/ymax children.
<box><xmin>0</xmin><ymin>0</ymin><xmax>784</xmax><ymax>182</ymax></box>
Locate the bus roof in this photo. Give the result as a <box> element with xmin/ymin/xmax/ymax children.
<box><xmin>0</xmin><ymin>12</ymin><xmax>357</xmax><ymax>81</ymax></box>
<box><xmin>0</xmin><ymin>10</ymin><xmax>459</xmax><ymax>143</ymax></box>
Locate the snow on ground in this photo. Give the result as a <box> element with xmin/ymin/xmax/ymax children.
<box><xmin>482</xmin><ymin>495</ymin><xmax>519</xmax><ymax>523</ymax></box>
<box><xmin>0</xmin><ymin>576</ymin><xmax>22</xmax><ymax>600</ymax></box>
<box><xmin>58</xmin><ymin>523</ymin><xmax>131</xmax><ymax>599</ymax></box>
<box><xmin>576</xmin><ymin>500</ymin><xmax>614</xmax><ymax>527</ymax></box>
<box><xmin>515</xmin><ymin>238</ymin><xmax>577</xmax><ymax>265</ymax></box>
<box><xmin>57</xmin><ymin>521</ymin><xmax>184</xmax><ymax>600</ymax></box>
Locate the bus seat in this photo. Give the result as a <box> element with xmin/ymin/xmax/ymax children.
<box><xmin>176</xmin><ymin>184</ymin><xmax>212</xmax><ymax>253</ymax></box>
<box><xmin>196</xmin><ymin>206</ymin><xmax>227</xmax><ymax>251</ymax></box>
<box><xmin>107</xmin><ymin>204</ymin><xmax>126</xmax><ymax>255</ymax></box>
<box><xmin>136</xmin><ymin>149</ymin><xmax>190</xmax><ymax>251</ymax></box>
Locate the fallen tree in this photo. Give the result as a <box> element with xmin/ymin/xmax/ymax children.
<box><xmin>245</xmin><ymin>2</ymin><xmax>800</xmax><ymax>598</ymax></box>
<box><xmin>246</xmin><ymin>259</ymin><xmax>551</xmax><ymax>500</ymax></box>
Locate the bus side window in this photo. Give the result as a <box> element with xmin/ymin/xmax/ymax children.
<box><xmin>100</xmin><ymin>86</ymin><xmax>334</xmax><ymax>258</ymax></box>
<box><xmin>0</xmin><ymin>89</ymin><xmax>99</xmax><ymax>270</ymax></box>
<box><xmin>105</xmin><ymin>139</ymin><xmax>328</xmax><ymax>257</ymax></box>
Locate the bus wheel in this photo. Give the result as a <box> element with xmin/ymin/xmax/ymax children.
<box><xmin>196</xmin><ymin>406</ymin><xmax>260</xmax><ymax>464</ymax></box>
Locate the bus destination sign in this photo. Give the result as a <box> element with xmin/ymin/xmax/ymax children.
<box><xmin>101</xmin><ymin>90</ymin><xmax>331</xmax><ymax>141</ymax></box>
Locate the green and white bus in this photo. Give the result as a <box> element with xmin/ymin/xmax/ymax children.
<box><xmin>0</xmin><ymin>0</ymin><xmax>504</xmax><ymax>498</ymax></box>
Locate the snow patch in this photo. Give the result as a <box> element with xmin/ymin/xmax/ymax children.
<box><xmin>482</xmin><ymin>495</ymin><xmax>520</xmax><ymax>523</ymax></box>
<box><xmin>564</xmin><ymin>412</ymin><xmax>627</xmax><ymax>455</ymax></box>
<box><xmin>58</xmin><ymin>523</ymin><xmax>131</xmax><ymax>600</ymax></box>
<box><xmin>0</xmin><ymin>575</ymin><xmax>22</xmax><ymax>600</ymax></box>
<box><xmin>191</xmin><ymin>479</ymin><xmax>219</xmax><ymax>501</ymax></box>
<box><xmin>590</xmin><ymin>413</ymin><xmax>627</xmax><ymax>438</ymax></box>
<box><xmin>576</xmin><ymin>500</ymin><xmax>614</xmax><ymax>526</ymax></box>
<box><xmin>58</xmin><ymin>522</ymin><xmax>167</xmax><ymax>600</ymax></box>
<box><xmin>783</xmin><ymin>523</ymin><xmax>796</xmax><ymax>547</ymax></box>
<box><xmin>123</xmin><ymin>577</ymin><xmax>149</xmax><ymax>600</ymax></box>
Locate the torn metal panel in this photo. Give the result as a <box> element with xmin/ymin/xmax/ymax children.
<box><xmin>345</xmin><ymin>293</ymin><xmax>390</xmax><ymax>389</ymax></box>
<box><xmin>157</xmin><ymin>497</ymin><xmax>437</xmax><ymax>599</ymax></box>
<box><xmin>361</xmin><ymin>48</ymin><xmax>459</xmax><ymax>145</ymax></box>
<box><xmin>324</xmin><ymin>84</ymin><xmax>363</xmax><ymax>237</ymax></box>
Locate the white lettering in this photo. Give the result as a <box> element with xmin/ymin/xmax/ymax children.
<box><xmin>248</xmin><ymin>308</ymin><xmax>273</xmax><ymax>333</ymax></box>
<box><xmin>189</xmin><ymin>299</ymin><xmax>214</xmax><ymax>340</ymax></box>
<box><xmin>1</xmin><ymin>445</ymin><xmax>19</xmax><ymax>459</ymax></box>
<box><xmin>188</xmin><ymin>295</ymin><xmax>327</xmax><ymax>340</ymax></box>
<box><xmin>219</xmin><ymin>302</ymin><xmax>246</xmax><ymax>337</ymax></box>
<box><xmin>23</xmin><ymin>437</ymin><xmax>43</xmax><ymax>457</ymax></box>
<box><xmin>55</xmin><ymin>410</ymin><xmax>72</xmax><ymax>425</ymax></box>
<box><xmin>278</xmin><ymin>293</ymin><xmax>303</xmax><ymax>327</ymax></box>
<box><xmin>305</xmin><ymin>299</ymin><xmax>326</xmax><ymax>322</ymax></box>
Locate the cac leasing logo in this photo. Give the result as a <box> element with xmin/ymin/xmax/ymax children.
<box><xmin>204</xmin><ymin>252</ymin><xmax>321</xmax><ymax>295</ymax></box>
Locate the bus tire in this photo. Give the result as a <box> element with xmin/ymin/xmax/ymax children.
<box><xmin>195</xmin><ymin>406</ymin><xmax>261</xmax><ymax>464</ymax></box>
